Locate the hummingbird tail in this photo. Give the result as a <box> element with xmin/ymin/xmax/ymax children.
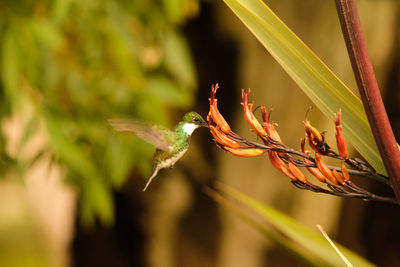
<box><xmin>143</xmin><ymin>167</ymin><xmax>159</xmax><ymax>191</ymax></box>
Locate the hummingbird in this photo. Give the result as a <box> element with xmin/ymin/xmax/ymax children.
<box><xmin>108</xmin><ymin>112</ymin><xmax>208</xmax><ymax>191</ymax></box>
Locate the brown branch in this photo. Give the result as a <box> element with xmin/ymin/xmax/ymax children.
<box><xmin>227</xmin><ymin>130</ymin><xmax>391</xmax><ymax>184</ymax></box>
<box><xmin>334</xmin><ymin>0</ymin><xmax>400</xmax><ymax>202</ymax></box>
<box><xmin>291</xmin><ymin>180</ymin><xmax>397</xmax><ymax>205</ymax></box>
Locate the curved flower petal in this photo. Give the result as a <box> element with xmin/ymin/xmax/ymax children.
<box><xmin>335</xmin><ymin>110</ymin><xmax>348</xmax><ymax>158</ymax></box>
<box><xmin>315</xmin><ymin>153</ymin><xmax>338</xmax><ymax>185</ymax></box>
<box><xmin>224</xmin><ymin>147</ymin><xmax>265</xmax><ymax>157</ymax></box>
<box><xmin>268</xmin><ymin>151</ymin><xmax>297</xmax><ymax>181</ymax></box>
<box><xmin>241</xmin><ymin>89</ymin><xmax>267</xmax><ymax>138</ymax></box>
<box><xmin>210</xmin><ymin>125</ymin><xmax>240</xmax><ymax>149</ymax></box>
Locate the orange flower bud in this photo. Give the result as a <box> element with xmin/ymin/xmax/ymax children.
<box><xmin>261</xmin><ymin>107</ymin><xmax>282</xmax><ymax>142</ymax></box>
<box><xmin>305</xmin><ymin>122</ymin><xmax>323</xmax><ymax>143</ymax></box>
<box><xmin>305</xmin><ymin>162</ymin><xmax>327</xmax><ymax>183</ymax></box>
<box><xmin>303</xmin><ymin>158</ymin><xmax>327</xmax><ymax>184</ymax></box>
<box><xmin>241</xmin><ymin>89</ymin><xmax>267</xmax><ymax>138</ymax></box>
<box><xmin>300</xmin><ymin>136</ymin><xmax>307</xmax><ymax>153</ymax></box>
<box><xmin>209</xmin><ymin>84</ymin><xmax>231</xmax><ymax>133</ymax></box>
<box><xmin>334</xmin><ymin>110</ymin><xmax>348</xmax><ymax>158</ymax></box>
<box><xmin>302</xmin><ymin>127</ymin><xmax>318</xmax><ymax>153</ymax></box>
<box><xmin>209</xmin><ymin>126</ymin><xmax>240</xmax><ymax>149</ymax></box>
<box><xmin>332</xmin><ymin>169</ymin><xmax>345</xmax><ymax>185</ymax></box>
<box><xmin>206</xmin><ymin>111</ymin><xmax>213</xmax><ymax>125</ymax></box>
<box><xmin>288</xmin><ymin>162</ymin><xmax>307</xmax><ymax>183</ymax></box>
<box><xmin>268</xmin><ymin>151</ymin><xmax>297</xmax><ymax>181</ymax></box>
<box><xmin>210</xmin><ymin>104</ymin><xmax>231</xmax><ymax>133</ymax></box>
<box><xmin>306</xmin><ymin>133</ymin><xmax>319</xmax><ymax>152</ymax></box>
<box><xmin>265</xmin><ymin>122</ymin><xmax>282</xmax><ymax>142</ymax></box>
<box><xmin>224</xmin><ymin>146</ymin><xmax>265</xmax><ymax>157</ymax></box>
<box><xmin>301</xmin><ymin>137</ymin><xmax>326</xmax><ymax>182</ymax></box>
<box><xmin>261</xmin><ymin>105</ymin><xmax>268</xmax><ymax>123</ymax></box>
<box><xmin>304</xmin><ymin>108</ymin><xmax>323</xmax><ymax>142</ymax></box>
<box><xmin>315</xmin><ymin>153</ymin><xmax>338</xmax><ymax>185</ymax></box>
<box><xmin>341</xmin><ymin>162</ymin><xmax>350</xmax><ymax>181</ymax></box>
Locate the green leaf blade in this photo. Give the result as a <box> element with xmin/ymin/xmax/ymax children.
<box><xmin>217</xmin><ymin>183</ymin><xmax>376</xmax><ymax>267</ymax></box>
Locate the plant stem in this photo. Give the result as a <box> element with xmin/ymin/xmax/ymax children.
<box><xmin>228</xmin><ymin>131</ymin><xmax>390</xmax><ymax>184</ymax></box>
<box><xmin>334</xmin><ymin>0</ymin><xmax>400</xmax><ymax>202</ymax></box>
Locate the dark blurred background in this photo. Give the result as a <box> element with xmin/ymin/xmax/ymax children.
<box><xmin>1</xmin><ymin>0</ymin><xmax>400</xmax><ymax>266</ymax></box>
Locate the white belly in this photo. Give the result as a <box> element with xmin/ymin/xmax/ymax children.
<box><xmin>159</xmin><ymin>148</ymin><xmax>188</xmax><ymax>169</ymax></box>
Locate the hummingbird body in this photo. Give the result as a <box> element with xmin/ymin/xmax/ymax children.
<box><xmin>109</xmin><ymin>112</ymin><xmax>207</xmax><ymax>191</ymax></box>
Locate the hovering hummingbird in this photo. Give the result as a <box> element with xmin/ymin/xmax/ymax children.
<box><xmin>108</xmin><ymin>112</ymin><xmax>208</xmax><ymax>191</ymax></box>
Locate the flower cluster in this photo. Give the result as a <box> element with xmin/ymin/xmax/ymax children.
<box><xmin>208</xmin><ymin>84</ymin><xmax>265</xmax><ymax>157</ymax></box>
<box><xmin>207</xmin><ymin>84</ymin><xmax>395</xmax><ymax>204</ymax></box>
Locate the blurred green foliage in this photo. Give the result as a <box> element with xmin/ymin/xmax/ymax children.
<box><xmin>0</xmin><ymin>0</ymin><xmax>199</xmax><ymax>225</ymax></box>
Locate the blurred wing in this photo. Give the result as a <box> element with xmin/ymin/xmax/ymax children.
<box><xmin>108</xmin><ymin>118</ymin><xmax>175</xmax><ymax>151</ymax></box>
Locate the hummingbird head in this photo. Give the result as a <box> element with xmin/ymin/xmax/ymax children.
<box><xmin>181</xmin><ymin>112</ymin><xmax>208</xmax><ymax>135</ymax></box>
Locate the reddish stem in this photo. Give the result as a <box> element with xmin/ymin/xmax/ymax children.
<box><xmin>335</xmin><ymin>0</ymin><xmax>400</xmax><ymax>201</ymax></box>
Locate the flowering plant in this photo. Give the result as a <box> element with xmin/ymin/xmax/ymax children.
<box><xmin>208</xmin><ymin>84</ymin><xmax>395</xmax><ymax>204</ymax></box>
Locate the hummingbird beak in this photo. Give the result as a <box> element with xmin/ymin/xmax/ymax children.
<box><xmin>201</xmin><ymin>121</ymin><xmax>210</xmax><ymax>128</ymax></box>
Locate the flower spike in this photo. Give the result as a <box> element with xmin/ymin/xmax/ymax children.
<box><xmin>334</xmin><ymin>109</ymin><xmax>348</xmax><ymax>158</ymax></box>
<box><xmin>241</xmin><ymin>89</ymin><xmax>268</xmax><ymax>138</ymax></box>
<box><xmin>206</xmin><ymin>84</ymin><xmax>396</xmax><ymax>204</ymax></box>
<box><xmin>209</xmin><ymin>84</ymin><xmax>231</xmax><ymax>133</ymax></box>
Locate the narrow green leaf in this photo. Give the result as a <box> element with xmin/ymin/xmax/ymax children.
<box><xmin>205</xmin><ymin>187</ymin><xmax>322</xmax><ymax>266</ymax></box>
<box><xmin>223</xmin><ymin>0</ymin><xmax>386</xmax><ymax>175</ymax></box>
<box><xmin>217</xmin><ymin>183</ymin><xmax>376</xmax><ymax>267</ymax></box>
